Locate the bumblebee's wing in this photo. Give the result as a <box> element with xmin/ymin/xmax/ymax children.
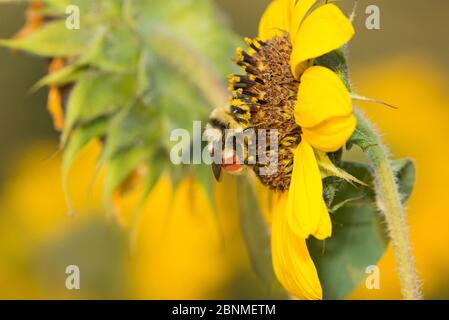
<box><xmin>212</xmin><ymin>163</ymin><xmax>222</xmax><ymax>182</ymax></box>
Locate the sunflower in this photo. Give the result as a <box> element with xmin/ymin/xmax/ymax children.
<box><xmin>228</xmin><ymin>0</ymin><xmax>356</xmax><ymax>299</ymax></box>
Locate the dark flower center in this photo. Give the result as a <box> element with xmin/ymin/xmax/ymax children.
<box><xmin>229</xmin><ymin>35</ymin><xmax>301</xmax><ymax>191</ymax></box>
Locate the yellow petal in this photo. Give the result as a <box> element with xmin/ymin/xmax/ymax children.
<box><xmin>48</xmin><ymin>86</ymin><xmax>65</xmax><ymax>131</ymax></box>
<box><xmin>290</xmin><ymin>4</ymin><xmax>354</xmax><ymax>77</ymax></box>
<box><xmin>258</xmin><ymin>0</ymin><xmax>294</xmax><ymax>41</ymax></box>
<box><xmin>286</xmin><ymin>141</ymin><xmax>332</xmax><ymax>239</ymax></box>
<box><xmin>290</xmin><ymin>0</ymin><xmax>317</xmax><ymax>46</ymax></box>
<box><xmin>314</xmin><ymin>201</ymin><xmax>332</xmax><ymax>241</ymax></box>
<box><xmin>271</xmin><ymin>192</ymin><xmax>323</xmax><ymax>299</ymax></box>
<box><xmin>303</xmin><ymin>114</ymin><xmax>356</xmax><ymax>152</ymax></box>
<box><xmin>295</xmin><ymin>66</ymin><xmax>352</xmax><ymax>128</ymax></box>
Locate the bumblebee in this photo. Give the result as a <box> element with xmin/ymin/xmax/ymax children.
<box><xmin>205</xmin><ymin>103</ymin><xmax>249</xmax><ymax>181</ymax></box>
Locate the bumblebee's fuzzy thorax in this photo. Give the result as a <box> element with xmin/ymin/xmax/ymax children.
<box><xmin>229</xmin><ymin>35</ymin><xmax>302</xmax><ymax>191</ymax></box>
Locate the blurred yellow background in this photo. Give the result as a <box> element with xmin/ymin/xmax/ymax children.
<box><xmin>0</xmin><ymin>0</ymin><xmax>448</xmax><ymax>299</ymax></box>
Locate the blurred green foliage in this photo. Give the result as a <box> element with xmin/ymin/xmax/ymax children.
<box><xmin>1</xmin><ymin>0</ymin><xmax>241</xmax><ymax>209</ymax></box>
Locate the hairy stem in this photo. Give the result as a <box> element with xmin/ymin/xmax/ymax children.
<box><xmin>355</xmin><ymin>110</ymin><xmax>422</xmax><ymax>300</ymax></box>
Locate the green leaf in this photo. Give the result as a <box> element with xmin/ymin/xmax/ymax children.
<box><xmin>347</xmin><ymin>128</ymin><xmax>378</xmax><ymax>152</ymax></box>
<box><xmin>32</xmin><ymin>30</ymin><xmax>107</xmax><ymax>91</ymax></box>
<box><xmin>62</xmin><ymin>120</ymin><xmax>107</xmax><ymax>179</ymax></box>
<box><xmin>307</xmin><ymin>160</ymin><xmax>416</xmax><ymax>300</ymax></box>
<box><xmin>315</xmin><ymin>49</ymin><xmax>346</xmax><ymax>72</ymax></box>
<box><xmin>32</xmin><ymin>64</ymin><xmax>84</xmax><ymax>91</ymax></box>
<box><xmin>62</xmin><ymin>119</ymin><xmax>108</xmax><ymax>213</ymax></box>
<box><xmin>392</xmin><ymin>159</ymin><xmax>416</xmax><ymax>202</ymax></box>
<box><xmin>315</xmin><ymin>48</ymin><xmax>350</xmax><ymax>88</ymax></box>
<box><xmin>62</xmin><ymin>71</ymin><xmax>137</xmax><ymax>143</ymax></box>
<box><xmin>88</xmin><ymin>25</ymin><xmax>141</xmax><ymax>73</ymax></box>
<box><xmin>0</xmin><ymin>20</ymin><xmax>92</xmax><ymax>57</ymax></box>
<box><xmin>100</xmin><ymin>101</ymin><xmax>161</xmax><ymax>162</ymax></box>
